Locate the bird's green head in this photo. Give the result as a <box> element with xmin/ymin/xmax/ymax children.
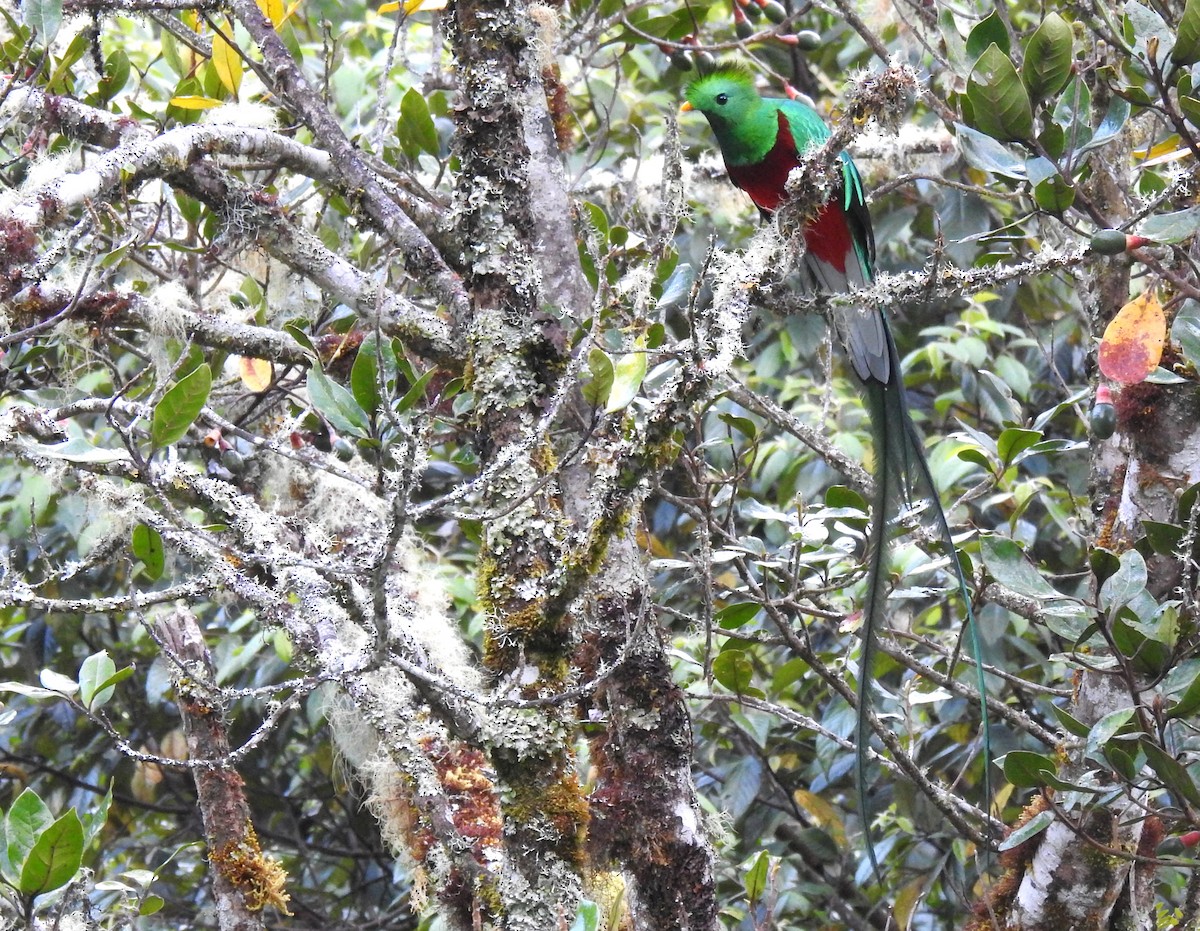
<box><xmin>682</xmin><ymin>64</ymin><xmax>760</xmax><ymax>128</ymax></box>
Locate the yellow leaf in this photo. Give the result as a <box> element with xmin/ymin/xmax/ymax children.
<box><xmin>1099</xmin><ymin>289</ymin><xmax>1166</xmax><ymax>384</ymax></box>
<box><xmin>257</xmin><ymin>0</ymin><xmax>285</xmax><ymax>27</ymax></box>
<box><xmin>379</xmin><ymin>0</ymin><xmax>402</xmax><ymax>10</ymax></box>
<box><xmin>281</xmin><ymin>0</ymin><xmax>304</xmax><ymax>24</ymax></box>
<box><xmin>212</xmin><ymin>26</ymin><xmax>243</xmax><ymax>97</ymax></box>
<box><xmin>1135</xmin><ymin>134</ymin><xmax>1193</xmax><ymax>168</ymax></box>
<box><xmin>791</xmin><ymin>788</ymin><xmax>847</xmax><ymax>849</ymax></box>
<box><xmin>892</xmin><ymin>876</ymin><xmax>926</xmax><ymax>931</ymax></box>
<box><xmin>239</xmin><ymin>356</ymin><xmax>274</xmax><ymax>392</ymax></box>
<box><xmin>169</xmin><ymin>95</ymin><xmax>224</xmax><ymax>110</ymax></box>
<box><xmin>403</xmin><ymin>0</ymin><xmax>448</xmax><ymax>12</ymax></box>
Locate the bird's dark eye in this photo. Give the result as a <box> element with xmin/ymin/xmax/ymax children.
<box><xmin>715</xmin><ymin>93</ymin><xmax>729</xmax><ymax>105</ymax></box>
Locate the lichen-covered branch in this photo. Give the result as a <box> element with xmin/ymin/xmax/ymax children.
<box><xmin>156</xmin><ymin>607</ymin><xmax>288</xmax><ymax>928</ymax></box>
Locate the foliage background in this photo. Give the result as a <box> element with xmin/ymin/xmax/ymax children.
<box><xmin>1</xmin><ymin>0</ymin><xmax>1199</xmax><ymax>927</ymax></box>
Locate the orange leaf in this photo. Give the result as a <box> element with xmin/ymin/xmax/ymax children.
<box><xmin>239</xmin><ymin>356</ymin><xmax>274</xmax><ymax>392</ymax></box>
<box><xmin>1098</xmin><ymin>290</ymin><xmax>1166</xmax><ymax>384</ymax></box>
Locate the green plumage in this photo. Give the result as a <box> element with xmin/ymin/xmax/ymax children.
<box><xmin>685</xmin><ymin>64</ymin><xmax>991</xmax><ymax>878</ymax></box>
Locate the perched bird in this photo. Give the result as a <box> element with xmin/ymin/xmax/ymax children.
<box><xmin>683</xmin><ymin>63</ymin><xmax>986</xmax><ymax>873</ymax></box>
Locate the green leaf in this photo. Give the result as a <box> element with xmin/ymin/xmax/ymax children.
<box><xmin>18</xmin><ymin>810</ymin><xmax>83</xmax><ymax>896</ymax></box>
<box><xmin>132</xmin><ymin>524</ymin><xmax>164</xmax><ymax>581</ymax></box>
<box><xmin>1052</xmin><ymin>76</ymin><xmax>1093</xmax><ymax>153</ymax></box>
<box><xmin>1051</xmin><ymin>704</ymin><xmax>1091</xmax><ymax>738</ymax></box>
<box><xmin>743</xmin><ymin>850</ymin><xmax>770</xmax><ymax>904</ymax></box>
<box><xmin>716</xmin><ymin>603</ymin><xmax>759</xmax><ymax>629</ymax></box>
<box><xmin>968</xmin><ymin>44</ymin><xmax>1034</xmax><ymax>141</ymax></box>
<box><xmin>584</xmin><ymin>349</ymin><xmax>615</xmax><ymax>407</ymax></box>
<box><xmin>1034</xmin><ymin>174</ymin><xmax>1076</xmax><ymax>212</ymax></box>
<box><xmin>712</xmin><ymin>650</ymin><xmax>756</xmax><ymax>695</ymax></box>
<box><xmin>1107</xmin><ymin>745</ymin><xmax>1138</xmax><ymax>782</ymax></box>
<box><xmin>397</xmin><ymin>368</ymin><xmax>436</xmax><ymax>413</ymax></box>
<box><xmin>569</xmin><ymin>900</ymin><xmax>599</xmax><ymax>931</ymax></box>
<box><xmin>980</xmin><ymin>537</ymin><xmax>1064</xmax><ymax>600</ymax></box>
<box><xmin>996</xmin><ymin>427</ymin><xmax>1042</xmax><ymax>467</ymax></box>
<box><xmin>1142</xmin><ymin>739</ymin><xmax>1200</xmax><ymax>808</ymax></box>
<box><xmin>1098</xmin><ymin>549</ymin><xmax>1147</xmax><ymax>613</ymax></box>
<box><xmin>605</xmin><ymin>338</ymin><xmax>648</xmax><ymax>414</ymax></box>
<box><xmin>1139</xmin><ymin>206</ymin><xmax>1200</xmax><ymax>244</ymax></box>
<box><xmin>1175</xmin><ymin>0</ymin><xmax>1200</xmax><ymax>65</ymax></box>
<box><xmin>78</xmin><ymin>650</ymin><xmax>117</xmax><ymax>711</ymax></box>
<box><xmin>955</xmin><ymin>122</ymin><xmax>1030</xmax><ymax>178</ymax></box>
<box><xmin>1090</xmin><ymin>546</ymin><xmax>1122</xmax><ymax>588</ymax></box>
<box><xmin>1021</xmin><ymin>13</ymin><xmax>1073</xmax><ymax>100</ymax></box>
<box><xmin>954</xmin><ymin>124</ymin><xmax>1028</xmax><ymax>177</ymax></box>
<box><xmin>96</xmin><ymin>49</ymin><xmax>131</xmax><ymax>102</ymax></box>
<box><xmin>1125</xmin><ymin>0</ymin><xmax>1174</xmax><ymax>65</ymax></box>
<box><xmin>1079</xmin><ymin>97</ymin><xmax>1131</xmax><ymax>154</ymax></box>
<box><xmin>151</xmin><ymin>363</ymin><xmax>211</xmax><ymax>448</ymax></box>
<box><xmin>350</xmin><ymin>340</ymin><xmax>381</xmax><ymax>416</ymax></box>
<box><xmin>307</xmin><ymin>367</ymin><xmax>370</xmax><ymax>438</ymax></box>
<box><xmin>997</xmin><ymin>809</ymin><xmax>1054</xmax><ymax>850</ymax></box>
<box><xmin>399</xmin><ymin>88</ymin><xmax>439</xmax><ymax>157</ymax></box>
<box><xmin>21</xmin><ymin>0</ymin><xmax>61</xmax><ymax>44</ymax></box>
<box><xmin>1001</xmin><ymin>749</ymin><xmax>1058</xmax><ymax>787</ymax></box>
<box><xmin>1166</xmin><ymin>666</ymin><xmax>1200</xmax><ymax>719</ymax></box>
<box><xmin>1141</xmin><ymin>520</ymin><xmax>1184</xmax><ymax>556</ymax></box>
<box><xmin>283</xmin><ymin>322</ymin><xmax>318</xmax><ymax>356</ymax></box>
<box><xmin>966</xmin><ymin>11</ymin><xmax>1010</xmax><ymax>59</ymax></box>
<box><xmin>4</xmin><ymin>789</ymin><xmax>52</xmax><ymax>883</ymax></box>
<box><xmin>140</xmin><ymin>895</ymin><xmax>165</xmax><ymax>916</ymax></box>
<box><xmin>1085</xmin><ymin>707</ymin><xmax>1135</xmax><ymax>758</ymax></box>
<box><xmin>80</xmin><ymin>785</ymin><xmax>111</xmax><ymax>847</ymax></box>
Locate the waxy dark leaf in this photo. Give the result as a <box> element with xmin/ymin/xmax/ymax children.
<box><xmin>968</xmin><ymin>44</ymin><xmax>1033</xmax><ymax>141</ymax></box>
<box><xmin>1021</xmin><ymin>13</ymin><xmax>1073</xmax><ymax>100</ymax></box>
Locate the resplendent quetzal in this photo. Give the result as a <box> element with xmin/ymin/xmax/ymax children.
<box><xmin>683</xmin><ymin>63</ymin><xmax>987</xmax><ymax>872</ymax></box>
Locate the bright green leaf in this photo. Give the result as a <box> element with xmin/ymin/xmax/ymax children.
<box><xmin>716</xmin><ymin>603</ymin><xmax>759</xmax><ymax>629</ymax></box>
<box><xmin>350</xmin><ymin>341</ymin><xmax>382</xmax><ymax>416</ymax></box>
<box><xmin>151</xmin><ymin>363</ymin><xmax>212</xmax><ymax>448</ymax></box>
<box><xmin>966</xmin><ymin>11</ymin><xmax>1010</xmax><ymax>59</ymax></box>
<box><xmin>399</xmin><ymin>88</ymin><xmax>439</xmax><ymax>157</ymax></box>
<box><xmin>4</xmin><ymin>789</ymin><xmax>52</xmax><ymax>883</ymax></box>
<box><xmin>78</xmin><ymin>650</ymin><xmax>117</xmax><ymax>711</ymax></box>
<box><xmin>743</xmin><ymin>850</ymin><xmax>770</xmax><ymax>904</ymax></box>
<box><xmin>18</xmin><ymin>810</ymin><xmax>83</xmax><ymax>896</ymax></box>
<box><xmin>606</xmin><ymin>339</ymin><xmax>648</xmax><ymax>413</ymax></box>
<box><xmin>132</xmin><ymin>524</ymin><xmax>164</xmax><ymax>581</ymax></box>
<box><xmin>712</xmin><ymin>651</ymin><xmax>756</xmax><ymax>694</ymax></box>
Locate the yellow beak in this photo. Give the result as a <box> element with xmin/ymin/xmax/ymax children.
<box><xmin>679</xmin><ymin>101</ymin><xmax>694</xmax><ymax>113</ymax></box>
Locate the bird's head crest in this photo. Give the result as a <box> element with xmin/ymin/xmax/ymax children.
<box><xmin>683</xmin><ymin>64</ymin><xmax>760</xmax><ymax>120</ymax></box>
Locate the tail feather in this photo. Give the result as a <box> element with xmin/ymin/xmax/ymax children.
<box><xmin>855</xmin><ymin>316</ymin><xmax>992</xmax><ymax>881</ymax></box>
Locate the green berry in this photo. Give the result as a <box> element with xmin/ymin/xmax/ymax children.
<box><xmin>1090</xmin><ymin>402</ymin><xmax>1116</xmax><ymax>439</ymax></box>
<box><xmin>762</xmin><ymin>0</ymin><xmax>788</xmax><ymax>24</ymax></box>
<box><xmin>793</xmin><ymin>29</ymin><xmax>821</xmax><ymax>49</ymax></box>
<box><xmin>1090</xmin><ymin>229</ymin><xmax>1129</xmax><ymax>255</ymax></box>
